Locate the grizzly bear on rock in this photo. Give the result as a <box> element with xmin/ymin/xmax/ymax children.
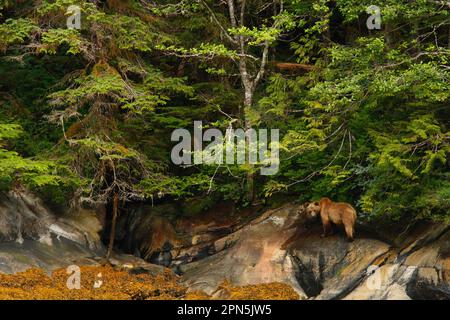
<box><xmin>305</xmin><ymin>197</ymin><xmax>357</xmax><ymax>241</ymax></box>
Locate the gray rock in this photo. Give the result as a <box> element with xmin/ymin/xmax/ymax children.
<box><xmin>181</xmin><ymin>204</ymin><xmax>309</xmax><ymax>298</ymax></box>
<box><xmin>180</xmin><ymin>202</ymin><xmax>449</xmax><ymax>300</ymax></box>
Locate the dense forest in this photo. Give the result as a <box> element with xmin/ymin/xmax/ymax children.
<box><xmin>0</xmin><ymin>0</ymin><xmax>448</xmax><ymax>231</ymax></box>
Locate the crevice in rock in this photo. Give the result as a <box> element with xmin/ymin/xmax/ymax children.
<box><xmin>397</xmin><ymin>225</ymin><xmax>450</xmax><ymax>263</ymax></box>
<box><xmin>291</xmin><ymin>255</ymin><xmax>323</xmax><ymax>298</ymax></box>
<box><xmin>330</xmin><ymin>248</ymin><xmax>393</xmax><ymax>300</ymax></box>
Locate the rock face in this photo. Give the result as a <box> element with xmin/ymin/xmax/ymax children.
<box><xmin>181</xmin><ymin>205</ymin><xmax>305</xmax><ymax>297</ymax></box>
<box><xmin>0</xmin><ymin>191</ymin><xmax>448</xmax><ymax>300</ymax></box>
<box><xmin>289</xmin><ymin>231</ymin><xmax>390</xmax><ymax>299</ymax></box>
<box><xmin>342</xmin><ymin>224</ymin><xmax>450</xmax><ymax>300</ymax></box>
<box><xmin>401</xmin><ymin>225</ymin><xmax>450</xmax><ymax>300</ymax></box>
<box><xmin>0</xmin><ymin>191</ymin><xmax>103</xmax><ymax>249</ymax></box>
<box><xmin>114</xmin><ymin>201</ymin><xmax>261</xmax><ymax>267</ymax></box>
<box><xmin>179</xmin><ymin>203</ymin><xmax>449</xmax><ymax>300</ymax></box>
<box><xmin>0</xmin><ymin>190</ymin><xmax>105</xmax><ymax>273</ymax></box>
<box><xmin>0</xmin><ymin>190</ymin><xmax>164</xmax><ymax>276</ymax></box>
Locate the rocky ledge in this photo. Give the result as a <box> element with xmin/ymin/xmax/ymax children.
<box><xmin>181</xmin><ymin>203</ymin><xmax>449</xmax><ymax>300</ymax></box>
<box><xmin>0</xmin><ymin>191</ymin><xmax>448</xmax><ymax>300</ymax></box>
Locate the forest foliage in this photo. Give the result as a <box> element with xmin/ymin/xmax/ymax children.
<box><xmin>0</xmin><ymin>0</ymin><xmax>448</xmax><ymax>223</ymax></box>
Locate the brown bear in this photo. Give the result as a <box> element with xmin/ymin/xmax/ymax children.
<box><xmin>306</xmin><ymin>197</ymin><xmax>357</xmax><ymax>241</ymax></box>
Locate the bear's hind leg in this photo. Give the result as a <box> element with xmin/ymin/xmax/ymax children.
<box><xmin>344</xmin><ymin>224</ymin><xmax>354</xmax><ymax>242</ymax></box>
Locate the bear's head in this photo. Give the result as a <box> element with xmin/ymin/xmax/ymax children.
<box><xmin>305</xmin><ymin>201</ymin><xmax>320</xmax><ymax>218</ymax></box>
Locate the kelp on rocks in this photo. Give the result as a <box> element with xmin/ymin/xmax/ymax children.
<box><xmin>0</xmin><ymin>266</ymin><xmax>299</xmax><ymax>300</ymax></box>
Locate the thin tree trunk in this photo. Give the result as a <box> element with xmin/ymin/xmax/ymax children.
<box><xmin>227</xmin><ymin>0</ymin><xmax>274</xmax><ymax>204</ymax></box>
<box><xmin>246</xmin><ymin>170</ymin><xmax>255</xmax><ymax>202</ymax></box>
<box><xmin>244</xmin><ymin>88</ymin><xmax>255</xmax><ymax>203</ymax></box>
<box><xmin>106</xmin><ymin>192</ymin><xmax>119</xmax><ymax>261</ymax></box>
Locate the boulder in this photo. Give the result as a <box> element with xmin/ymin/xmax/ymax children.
<box><xmin>180</xmin><ymin>202</ymin><xmax>449</xmax><ymax>300</ymax></box>
<box><xmin>0</xmin><ymin>190</ymin><xmax>105</xmax><ymax>273</ymax></box>
<box><xmin>181</xmin><ymin>204</ymin><xmax>307</xmax><ymax>298</ymax></box>
<box><xmin>289</xmin><ymin>230</ymin><xmax>390</xmax><ymax>299</ymax></box>
<box><xmin>0</xmin><ymin>190</ymin><xmax>170</xmax><ymax>278</ymax></box>
<box><xmin>343</xmin><ymin>263</ymin><xmax>416</xmax><ymax>299</ymax></box>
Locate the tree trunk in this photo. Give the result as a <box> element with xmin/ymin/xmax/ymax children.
<box><xmin>246</xmin><ymin>170</ymin><xmax>255</xmax><ymax>203</ymax></box>
<box><xmin>244</xmin><ymin>87</ymin><xmax>255</xmax><ymax>203</ymax></box>
<box><xmin>106</xmin><ymin>192</ymin><xmax>119</xmax><ymax>261</ymax></box>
